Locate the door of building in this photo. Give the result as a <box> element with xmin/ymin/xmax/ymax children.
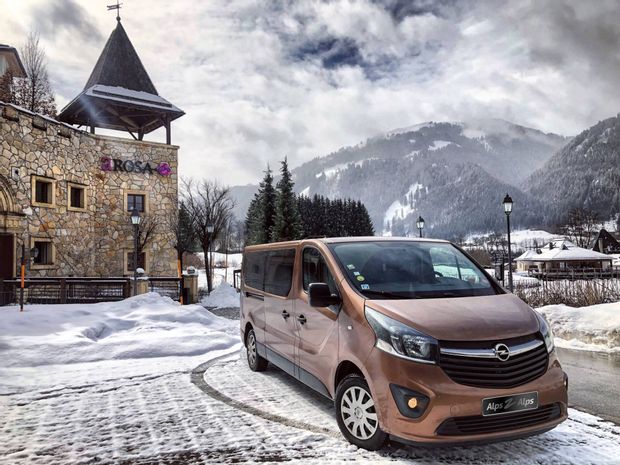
<box><xmin>0</xmin><ymin>233</ymin><xmax>15</xmax><ymax>305</ymax></box>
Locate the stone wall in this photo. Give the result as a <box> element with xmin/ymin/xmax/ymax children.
<box><xmin>0</xmin><ymin>103</ymin><xmax>179</xmax><ymax>277</ymax></box>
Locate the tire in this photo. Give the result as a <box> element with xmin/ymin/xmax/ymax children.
<box><xmin>335</xmin><ymin>374</ymin><xmax>387</xmax><ymax>450</ymax></box>
<box><xmin>246</xmin><ymin>329</ymin><xmax>268</xmax><ymax>372</ymax></box>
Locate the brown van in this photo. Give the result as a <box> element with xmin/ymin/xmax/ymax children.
<box><xmin>240</xmin><ymin>237</ymin><xmax>568</xmax><ymax>450</ymax></box>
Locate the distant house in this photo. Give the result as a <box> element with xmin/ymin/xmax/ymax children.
<box><xmin>516</xmin><ymin>240</ymin><xmax>613</xmax><ymax>275</ymax></box>
<box><xmin>0</xmin><ymin>44</ymin><xmax>27</xmax><ymax>78</ymax></box>
<box><xmin>589</xmin><ymin>229</ymin><xmax>620</xmax><ymax>254</ymax></box>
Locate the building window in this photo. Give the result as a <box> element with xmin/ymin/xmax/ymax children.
<box><xmin>68</xmin><ymin>183</ymin><xmax>87</xmax><ymax>211</ymax></box>
<box><xmin>126</xmin><ymin>251</ymin><xmax>146</xmax><ymax>272</ymax></box>
<box><xmin>127</xmin><ymin>193</ymin><xmax>146</xmax><ymax>213</ymax></box>
<box><xmin>32</xmin><ymin>240</ymin><xmax>54</xmax><ymax>266</ymax></box>
<box><xmin>31</xmin><ymin>176</ymin><xmax>56</xmax><ymax>207</ymax></box>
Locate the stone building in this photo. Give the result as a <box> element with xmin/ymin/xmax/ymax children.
<box><xmin>0</xmin><ymin>17</ymin><xmax>184</xmax><ymax>279</ymax></box>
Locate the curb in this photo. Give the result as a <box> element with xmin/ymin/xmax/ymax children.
<box><xmin>190</xmin><ymin>353</ymin><xmax>340</xmax><ymax>439</ymax></box>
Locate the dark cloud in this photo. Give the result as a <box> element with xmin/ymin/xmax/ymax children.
<box><xmin>372</xmin><ymin>0</ymin><xmax>462</xmax><ymax>21</ymax></box>
<box><xmin>30</xmin><ymin>0</ymin><xmax>103</xmax><ymax>43</ymax></box>
<box><xmin>294</xmin><ymin>37</ymin><xmax>363</xmax><ymax>69</ymax></box>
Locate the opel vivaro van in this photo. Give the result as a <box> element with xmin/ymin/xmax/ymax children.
<box><xmin>240</xmin><ymin>237</ymin><xmax>568</xmax><ymax>450</ymax></box>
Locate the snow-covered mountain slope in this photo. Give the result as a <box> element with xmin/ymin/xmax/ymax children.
<box><xmin>527</xmin><ymin>114</ymin><xmax>620</xmax><ymax>225</ymax></box>
<box><xmin>231</xmin><ymin>119</ymin><xmax>568</xmax><ymax>238</ymax></box>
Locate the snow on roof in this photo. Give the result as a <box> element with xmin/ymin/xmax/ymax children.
<box><xmin>516</xmin><ymin>240</ymin><xmax>613</xmax><ymax>262</ymax></box>
<box><xmin>85</xmin><ymin>84</ymin><xmax>182</xmax><ymax>112</ymax></box>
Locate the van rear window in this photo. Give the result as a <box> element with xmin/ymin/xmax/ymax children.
<box><xmin>243</xmin><ymin>249</ymin><xmax>296</xmax><ymax>296</ymax></box>
<box><xmin>243</xmin><ymin>251</ymin><xmax>267</xmax><ymax>290</ymax></box>
<box><xmin>264</xmin><ymin>249</ymin><xmax>296</xmax><ymax>297</ymax></box>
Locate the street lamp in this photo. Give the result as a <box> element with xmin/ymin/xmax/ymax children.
<box><xmin>207</xmin><ymin>224</ymin><xmax>214</xmax><ymax>293</ymax></box>
<box><xmin>503</xmin><ymin>194</ymin><xmax>514</xmax><ymax>292</ymax></box>
<box><xmin>416</xmin><ymin>216</ymin><xmax>425</xmax><ymax>238</ymax></box>
<box><xmin>130</xmin><ymin>207</ymin><xmax>141</xmax><ymax>296</ymax></box>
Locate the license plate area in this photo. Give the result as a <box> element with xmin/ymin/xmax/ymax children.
<box><xmin>482</xmin><ymin>391</ymin><xmax>538</xmax><ymax>416</ymax></box>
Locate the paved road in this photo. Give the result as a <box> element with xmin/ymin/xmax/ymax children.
<box><xmin>557</xmin><ymin>347</ymin><xmax>620</xmax><ymax>424</ymax></box>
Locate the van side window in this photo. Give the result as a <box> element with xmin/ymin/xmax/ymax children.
<box><xmin>303</xmin><ymin>248</ymin><xmax>337</xmax><ymax>294</ymax></box>
<box><xmin>264</xmin><ymin>249</ymin><xmax>296</xmax><ymax>297</ymax></box>
<box><xmin>244</xmin><ymin>251</ymin><xmax>267</xmax><ymax>290</ymax></box>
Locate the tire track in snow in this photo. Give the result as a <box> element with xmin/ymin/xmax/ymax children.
<box><xmin>191</xmin><ymin>352</ymin><xmax>341</xmax><ymax>439</ymax></box>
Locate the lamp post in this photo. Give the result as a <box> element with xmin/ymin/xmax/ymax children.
<box><xmin>416</xmin><ymin>216</ymin><xmax>425</xmax><ymax>238</ymax></box>
<box><xmin>207</xmin><ymin>224</ymin><xmax>214</xmax><ymax>293</ymax></box>
<box><xmin>503</xmin><ymin>194</ymin><xmax>514</xmax><ymax>292</ymax></box>
<box><xmin>130</xmin><ymin>207</ymin><xmax>141</xmax><ymax>296</ymax></box>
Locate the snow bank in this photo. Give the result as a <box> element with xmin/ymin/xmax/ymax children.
<box><xmin>536</xmin><ymin>301</ymin><xmax>620</xmax><ymax>353</ymax></box>
<box><xmin>201</xmin><ymin>282</ymin><xmax>240</xmax><ymax>309</ymax></box>
<box><xmin>0</xmin><ymin>293</ymin><xmax>240</xmax><ymax>367</ymax></box>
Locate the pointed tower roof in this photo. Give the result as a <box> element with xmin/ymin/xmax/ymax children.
<box><xmin>58</xmin><ymin>19</ymin><xmax>183</xmax><ymax>143</ymax></box>
<box><xmin>84</xmin><ymin>21</ymin><xmax>157</xmax><ymax>94</ymax></box>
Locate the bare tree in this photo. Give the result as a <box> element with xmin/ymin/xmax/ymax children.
<box><xmin>182</xmin><ymin>179</ymin><xmax>235</xmax><ymax>293</ymax></box>
<box><xmin>12</xmin><ymin>32</ymin><xmax>57</xmax><ymax>117</ymax></box>
<box><xmin>562</xmin><ymin>207</ymin><xmax>599</xmax><ymax>248</ymax></box>
<box><xmin>136</xmin><ymin>215</ymin><xmax>158</xmax><ymax>259</ymax></box>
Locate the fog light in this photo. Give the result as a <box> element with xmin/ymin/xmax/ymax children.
<box><xmin>564</xmin><ymin>373</ymin><xmax>569</xmax><ymax>390</ymax></box>
<box><xmin>390</xmin><ymin>384</ymin><xmax>430</xmax><ymax>419</ymax></box>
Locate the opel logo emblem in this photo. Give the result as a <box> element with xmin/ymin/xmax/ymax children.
<box><xmin>494</xmin><ymin>343</ymin><xmax>511</xmax><ymax>361</ymax></box>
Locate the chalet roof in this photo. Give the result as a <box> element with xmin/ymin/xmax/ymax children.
<box><xmin>0</xmin><ymin>44</ymin><xmax>27</xmax><ymax>78</ymax></box>
<box><xmin>57</xmin><ymin>20</ymin><xmax>183</xmax><ymax>140</ymax></box>
<box><xmin>589</xmin><ymin>229</ymin><xmax>620</xmax><ymax>253</ymax></box>
<box><xmin>84</xmin><ymin>21</ymin><xmax>157</xmax><ymax>94</ymax></box>
<box><xmin>516</xmin><ymin>239</ymin><xmax>613</xmax><ymax>262</ymax></box>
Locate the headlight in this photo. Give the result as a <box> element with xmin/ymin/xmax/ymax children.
<box><xmin>365</xmin><ymin>306</ymin><xmax>438</xmax><ymax>364</ymax></box>
<box><xmin>535</xmin><ymin>312</ymin><xmax>554</xmax><ymax>353</ymax></box>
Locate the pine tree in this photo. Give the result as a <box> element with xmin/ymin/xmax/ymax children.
<box><xmin>272</xmin><ymin>157</ymin><xmax>303</xmax><ymax>242</ymax></box>
<box><xmin>244</xmin><ymin>196</ymin><xmax>261</xmax><ymax>245</ymax></box>
<box><xmin>259</xmin><ymin>166</ymin><xmax>276</xmax><ymax>242</ymax></box>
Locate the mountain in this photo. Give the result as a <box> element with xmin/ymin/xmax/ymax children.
<box><xmin>527</xmin><ymin>114</ymin><xmax>620</xmax><ymax>224</ymax></box>
<box><xmin>230</xmin><ymin>119</ymin><xmax>569</xmax><ymax>238</ymax></box>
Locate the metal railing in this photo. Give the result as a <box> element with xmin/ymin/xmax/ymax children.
<box><xmin>527</xmin><ymin>267</ymin><xmax>620</xmax><ymax>281</ymax></box>
<box><xmin>148</xmin><ymin>277</ymin><xmax>181</xmax><ymax>300</ymax></box>
<box><xmin>0</xmin><ymin>276</ymin><xmax>182</xmax><ymax>306</ymax></box>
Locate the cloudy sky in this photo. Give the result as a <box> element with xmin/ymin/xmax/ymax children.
<box><xmin>2</xmin><ymin>0</ymin><xmax>620</xmax><ymax>185</ymax></box>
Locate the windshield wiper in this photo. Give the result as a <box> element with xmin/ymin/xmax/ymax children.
<box><xmin>361</xmin><ymin>289</ymin><xmax>418</xmax><ymax>300</ymax></box>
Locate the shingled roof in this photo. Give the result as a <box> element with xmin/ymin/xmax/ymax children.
<box><xmin>84</xmin><ymin>21</ymin><xmax>158</xmax><ymax>94</ymax></box>
<box><xmin>58</xmin><ymin>19</ymin><xmax>183</xmax><ymax>142</ymax></box>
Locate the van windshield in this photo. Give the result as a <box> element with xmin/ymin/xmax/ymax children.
<box><xmin>330</xmin><ymin>241</ymin><xmax>500</xmax><ymax>299</ymax></box>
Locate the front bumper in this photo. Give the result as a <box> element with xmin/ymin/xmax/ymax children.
<box><xmin>365</xmin><ymin>348</ymin><xmax>568</xmax><ymax>444</ymax></box>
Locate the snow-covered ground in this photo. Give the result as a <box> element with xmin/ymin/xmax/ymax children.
<box><xmin>1</xmin><ymin>295</ymin><xmax>619</xmax><ymax>464</ymax></box>
<box><xmin>0</xmin><ymin>293</ymin><xmax>240</xmax><ymax>370</ymax></box>
<box><xmin>202</xmin><ymin>282</ymin><xmax>241</xmax><ymax>309</ymax></box>
<box><xmin>537</xmin><ymin>301</ymin><xmax>620</xmax><ymax>353</ymax></box>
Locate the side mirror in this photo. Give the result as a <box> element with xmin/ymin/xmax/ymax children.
<box><xmin>308</xmin><ymin>282</ymin><xmax>341</xmax><ymax>308</ymax></box>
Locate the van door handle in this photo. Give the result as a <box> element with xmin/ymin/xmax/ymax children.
<box><xmin>281</xmin><ymin>310</ymin><xmax>290</xmax><ymax>320</ymax></box>
<box><xmin>297</xmin><ymin>314</ymin><xmax>307</xmax><ymax>325</ymax></box>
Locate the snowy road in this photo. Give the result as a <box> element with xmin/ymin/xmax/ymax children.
<box><xmin>196</xmin><ymin>353</ymin><xmax>620</xmax><ymax>464</ymax></box>
<box><xmin>558</xmin><ymin>347</ymin><xmax>620</xmax><ymax>424</ymax></box>
<box><xmin>2</xmin><ymin>295</ymin><xmax>619</xmax><ymax>464</ymax></box>
<box><xmin>2</xmin><ymin>351</ymin><xmax>619</xmax><ymax>464</ymax></box>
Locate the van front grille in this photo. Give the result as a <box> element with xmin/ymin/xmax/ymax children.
<box><xmin>436</xmin><ymin>403</ymin><xmax>562</xmax><ymax>436</ymax></box>
<box><xmin>438</xmin><ymin>335</ymin><xmax>548</xmax><ymax>389</ymax></box>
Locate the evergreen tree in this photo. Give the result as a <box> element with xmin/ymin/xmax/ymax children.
<box><xmin>272</xmin><ymin>157</ymin><xmax>303</xmax><ymax>242</ymax></box>
<box><xmin>259</xmin><ymin>166</ymin><xmax>276</xmax><ymax>241</ymax></box>
<box><xmin>244</xmin><ymin>196</ymin><xmax>261</xmax><ymax>245</ymax></box>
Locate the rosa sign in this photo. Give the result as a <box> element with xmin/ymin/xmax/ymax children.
<box><xmin>100</xmin><ymin>157</ymin><xmax>172</xmax><ymax>176</ymax></box>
